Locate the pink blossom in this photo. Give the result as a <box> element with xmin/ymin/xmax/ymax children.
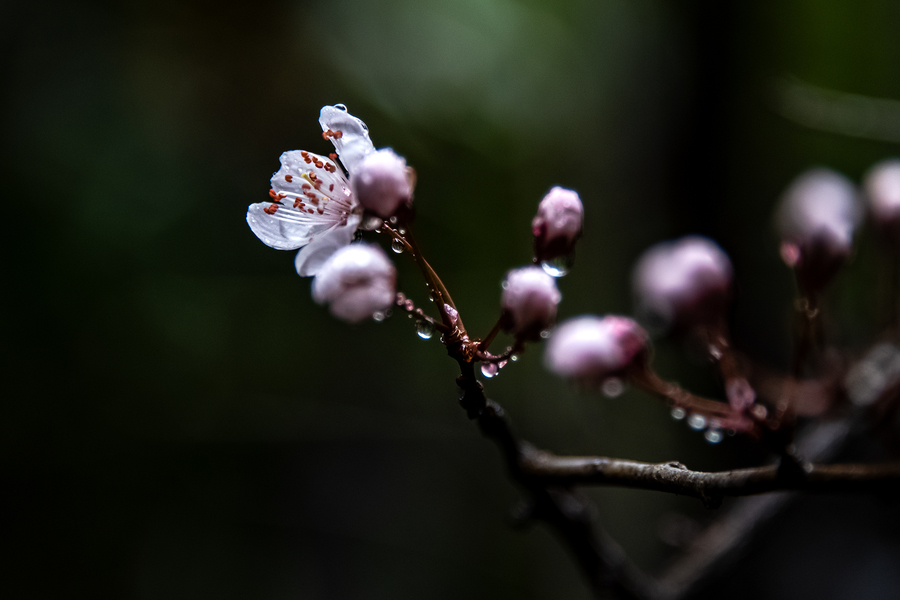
<box><xmin>501</xmin><ymin>267</ymin><xmax>562</xmax><ymax>339</ymax></box>
<box><xmin>632</xmin><ymin>236</ymin><xmax>733</xmax><ymax>332</ymax></box>
<box><xmin>246</xmin><ymin>105</ymin><xmax>377</xmax><ymax>276</ymax></box>
<box><xmin>776</xmin><ymin>168</ymin><xmax>861</xmax><ymax>292</ymax></box>
<box><xmin>311</xmin><ymin>244</ymin><xmax>397</xmax><ymax>323</ymax></box>
<box><xmin>532</xmin><ymin>187</ymin><xmax>584</xmax><ymax>263</ymax></box>
<box><xmin>351</xmin><ymin>148</ymin><xmax>411</xmax><ymax>218</ymax></box>
<box><xmin>864</xmin><ymin>159</ymin><xmax>900</xmax><ymax>235</ymax></box>
<box><xmin>544</xmin><ymin>316</ymin><xmax>648</xmax><ymax>382</ymax></box>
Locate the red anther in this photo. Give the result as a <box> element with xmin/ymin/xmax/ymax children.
<box><xmin>293</xmin><ymin>199</ymin><xmax>302</xmax><ymax>208</ymax></box>
<box><xmin>309</xmin><ymin>173</ymin><xmax>318</xmax><ymax>181</ymax></box>
<box><xmin>310</xmin><ymin>197</ymin><xmax>320</xmax><ymax>206</ymax></box>
<box><xmin>304</xmin><ymin>157</ymin><xmax>312</xmax><ymax>164</ymax></box>
<box><xmin>307</xmin><ymin>208</ymin><xmax>314</xmax><ymax>214</ymax></box>
<box><xmin>300</xmin><ymin>151</ymin><xmax>309</xmax><ymax>157</ymax></box>
<box><xmin>284</xmin><ymin>174</ymin><xmax>293</xmax><ymax>183</ymax></box>
<box><xmin>264</xmin><ymin>204</ymin><xmax>279</xmax><ymax>215</ymax></box>
<box><xmin>318</xmin><ymin>208</ymin><xmax>324</xmax><ymax>214</ymax></box>
<box><xmin>277</xmin><ymin>193</ymin><xmax>287</xmax><ymax>199</ymax></box>
<box><xmin>268</xmin><ymin>189</ymin><xmax>277</xmax><ymax>199</ymax></box>
<box><xmin>322</xmin><ymin>130</ymin><xmax>332</xmax><ymax>140</ymax></box>
<box><xmin>301</xmin><ymin>183</ymin><xmax>311</xmax><ymax>190</ymax></box>
<box><xmin>324</xmin><ymin>163</ymin><xmax>335</xmax><ymax>173</ymax></box>
<box><xmin>329</xmin><ymin>153</ymin><xmax>337</xmax><ymax>160</ymax></box>
<box><xmin>314</xmin><ymin>160</ymin><xmax>323</xmax><ymax>168</ymax></box>
<box><xmin>329</xmin><ymin>184</ymin><xmax>334</xmax><ymax>192</ymax></box>
<box><xmin>333</xmin><ymin>130</ymin><xmax>343</xmax><ymax>139</ymax></box>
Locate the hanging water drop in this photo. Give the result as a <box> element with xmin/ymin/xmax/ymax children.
<box><xmin>372</xmin><ymin>311</ymin><xmax>386</xmax><ymax>322</ymax></box>
<box><xmin>510</xmin><ymin>355</ymin><xmax>518</xmax><ymax>362</ymax></box>
<box><xmin>391</xmin><ymin>238</ymin><xmax>405</xmax><ymax>254</ymax></box>
<box><xmin>709</xmin><ymin>345</ymin><xmax>723</xmax><ymax>360</ymax></box>
<box><xmin>481</xmin><ymin>363</ymin><xmax>499</xmax><ymax>378</ymax></box>
<box><xmin>539</xmin><ymin>330</ymin><xmax>551</xmax><ymax>339</ymax></box>
<box><xmin>361</xmin><ymin>215</ymin><xmax>384</xmax><ymax>231</ymax></box>
<box><xmin>671</xmin><ymin>407</ymin><xmax>686</xmax><ymax>421</ymax></box>
<box><xmin>540</xmin><ymin>254</ymin><xmax>575</xmax><ymax>278</ymax></box>
<box><xmin>601</xmin><ymin>378</ymin><xmax>624</xmax><ymax>398</ymax></box>
<box><xmin>687</xmin><ymin>414</ymin><xmax>707</xmax><ymax>431</ymax></box>
<box><xmin>704</xmin><ymin>429</ymin><xmax>723</xmax><ymax>444</ymax></box>
<box><xmin>415</xmin><ymin>320</ymin><xmax>435</xmax><ymax>340</ymax></box>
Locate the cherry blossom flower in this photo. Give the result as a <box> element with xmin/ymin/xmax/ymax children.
<box><xmin>500</xmin><ymin>266</ymin><xmax>561</xmax><ymax>340</ymax></box>
<box><xmin>864</xmin><ymin>159</ymin><xmax>900</xmax><ymax>237</ymax></box>
<box><xmin>352</xmin><ymin>148</ymin><xmax>412</xmax><ymax>218</ymax></box>
<box><xmin>544</xmin><ymin>315</ymin><xmax>648</xmax><ymax>383</ymax></box>
<box><xmin>776</xmin><ymin>168</ymin><xmax>861</xmax><ymax>293</ymax></box>
<box><xmin>632</xmin><ymin>236</ymin><xmax>733</xmax><ymax>333</ymax></box>
<box><xmin>246</xmin><ymin>104</ymin><xmax>377</xmax><ymax>276</ymax></box>
<box><xmin>532</xmin><ymin>186</ymin><xmax>584</xmax><ymax>264</ymax></box>
<box><xmin>311</xmin><ymin>243</ymin><xmax>397</xmax><ymax>323</ymax></box>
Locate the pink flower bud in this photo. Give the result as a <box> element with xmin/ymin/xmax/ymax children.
<box><xmin>311</xmin><ymin>243</ymin><xmax>397</xmax><ymax>323</ymax></box>
<box><xmin>544</xmin><ymin>315</ymin><xmax>648</xmax><ymax>382</ymax></box>
<box><xmin>776</xmin><ymin>168</ymin><xmax>861</xmax><ymax>293</ymax></box>
<box><xmin>532</xmin><ymin>186</ymin><xmax>584</xmax><ymax>262</ymax></box>
<box><xmin>864</xmin><ymin>159</ymin><xmax>900</xmax><ymax>238</ymax></box>
<box><xmin>501</xmin><ymin>267</ymin><xmax>562</xmax><ymax>340</ymax></box>
<box><xmin>632</xmin><ymin>236</ymin><xmax>733</xmax><ymax>333</ymax></box>
<box><xmin>350</xmin><ymin>148</ymin><xmax>411</xmax><ymax>218</ymax></box>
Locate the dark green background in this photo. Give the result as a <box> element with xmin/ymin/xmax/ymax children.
<box><xmin>3</xmin><ymin>0</ymin><xmax>900</xmax><ymax>598</ymax></box>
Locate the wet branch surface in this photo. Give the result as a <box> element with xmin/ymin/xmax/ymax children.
<box><xmin>453</xmin><ymin>346</ymin><xmax>900</xmax><ymax>599</ymax></box>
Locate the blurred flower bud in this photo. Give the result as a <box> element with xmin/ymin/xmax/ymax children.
<box><xmin>864</xmin><ymin>159</ymin><xmax>900</xmax><ymax>239</ymax></box>
<box><xmin>532</xmin><ymin>187</ymin><xmax>583</xmax><ymax>263</ymax></box>
<box><xmin>544</xmin><ymin>315</ymin><xmax>648</xmax><ymax>383</ymax></box>
<box><xmin>312</xmin><ymin>243</ymin><xmax>396</xmax><ymax>323</ymax></box>
<box><xmin>501</xmin><ymin>267</ymin><xmax>562</xmax><ymax>340</ymax></box>
<box><xmin>776</xmin><ymin>168</ymin><xmax>861</xmax><ymax>293</ymax></box>
<box><xmin>350</xmin><ymin>148</ymin><xmax>411</xmax><ymax>218</ymax></box>
<box><xmin>632</xmin><ymin>236</ymin><xmax>733</xmax><ymax>334</ymax></box>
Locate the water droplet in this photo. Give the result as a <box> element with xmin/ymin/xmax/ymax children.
<box><xmin>481</xmin><ymin>363</ymin><xmax>499</xmax><ymax>378</ymax></box>
<box><xmin>539</xmin><ymin>330</ymin><xmax>551</xmax><ymax>339</ymax></box>
<box><xmin>510</xmin><ymin>355</ymin><xmax>518</xmax><ymax>362</ymax></box>
<box><xmin>540</xmin><ymin>254</ymin><xmax>575</xmax><ymax>278</ymax></box>
<box><xmin>671</xmin><ymin>407</ymin><xmax>686</xmax><ymax>420</ymax></box>
<box><xmin>372</xmin><ymin>311</ymin><xmax>386</xmax><ymax>322</ymax></box>
<box><xmin>709</xmin><ymin>345</ymin><xmax>722</xmax><ymax>360</ymax></box>
<box><xmin>601</xmin><ymin>378</ymin><xmax>624</xmax><ymax>397</ymax></box>
<box><xmin>361</xmin><ymin>215</ymin><xmax>384</xmax><ymax>230</ymax></box>
<box><xmin>391</xmin><ymin>238</ymin><xmax>405</xmax><ymax>254</ymax></box>
<box><xmin>334</xmin><ymin>104</ymin><xmax>347</xmax><ymax>111</ymax></box>
<box><xmin>704</xmin><ymin>429</ymin><xmax>723</xmax><ymax>444</ymax></box>
<box><xmin>415</xmin><ymin>320</ymin><xmax>434</xmax><ymax>339</ymax></box>
<box><xmin>687</xmin><ymin>414</ymin><xmax>707</xmax><ymax>431</ymax></box>
<box><xmin>501</xmin><ymin>281</ymin><xmax>509</xmax><ymax>290</ymax></box>
<box><xmin>389</xmin><ymin>216</ymin><xmax>398</xmax><ymax>224</ymax></box>
<box><xmin>404</xmin><ymin>299</ymin><xmax>415</xmax><ymax>311</ymax></box>
<box><xmin>398</xmin><ymin>227</ymin><xmax>406</xmax><ymax>235</ymax></box>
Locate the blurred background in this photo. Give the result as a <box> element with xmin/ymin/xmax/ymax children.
<box><xmin>3</xmin><ymin>0</ymin><xmax>900</xmax><ymax>598</ymax></box>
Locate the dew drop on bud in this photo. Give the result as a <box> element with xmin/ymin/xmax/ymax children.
<box><xmin>540</xmin><ymin>254</ymin><xmax>575</xmax><ymax>278</ymax></box>
<box><xmin>372</xmin><ymin>311</ymin><xmax>386</xmax><ymax>322</ymax></box>
<box><xmin>671</xmin><ymin>407</ymin><xmax>686</xmax><ymax>421</ymax></box>
<box><xmin>361</xmin><ymin>215</ymin><xmax>384</xmax><ymax>231</ymax></box>
<box><xmin>391</xmin><ymin>238</ymin><xmax>405</xmax><ymax>254</ymax></box>
<box><xmin>481</xmin><ymin>363</ymin><xmax>499</xmax><ymax>378</ymax></box>
<box><xmin>704</xmin><ymin>429</ymin><xmax>723</xmax><ymax>444</ymax></box>
<box><xmin>601</xmin><ymin>377</ymin><xmax>624</xmax><ymax>398</ymax></box>
<box><xmin>415</xmin><ymin>320</ymin><xmax>434</xmax><ymax>340</ymax></box>
<box><xmin>687</xmin><ymin>414</ymin><xmax>707</xmax><ymax>431</ymax></box>
<box><xmin>539</xmin><ymin>330</ymin><xmax>551</xmax><ymax>339</ymax></box>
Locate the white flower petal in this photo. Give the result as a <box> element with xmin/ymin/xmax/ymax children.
<box><xmin>319</xmin><ymin>105</ymin><xmax>376</xmax><ymax>173</ymax></box>
<box><xmin>294</xmin><ymin>214</ymin><xmax>361</xmax><ymax>277</ymax></box>
<box><xmin>247</xmin><ymin>201</ymin><xmax>315</xmax><ymax>250</ymax></box>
